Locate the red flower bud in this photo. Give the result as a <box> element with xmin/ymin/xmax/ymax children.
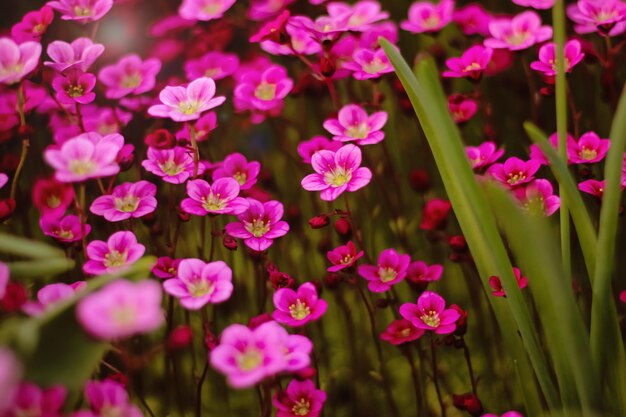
<box><xmin>1</xmin><ymin>282</ymin><xmax>28</xmax><ymax>313</ymax></box>
<box><xmin>222</xmin><ymin>234</ymin><xmax>238</xmax><ymax>251</ymax></box>
<box><xmin>409</xmin><ymin>169</ymin><xmax>430</xmax><ymax>193</ymax></box>
<box><xmin>144</xmin><ymin>129</ymin><xmax>175</xmax><ymax>149</ymax></box>
<box><xmin>0</xmin><ymin>198</ymin><xmax>16</xmax><ymax>222</ymax></box>
<box><xmin>308</xmin><ymin>215</ymin><xmax>330</xmax><ymax>229</ymax></box>
<box><xmin>168</xmin><ymin>325</ymin><xmax>193</xmax><ymax>351</ymax></box>
<box><xmin>334</xmin><ymin>218</ymin><xmax>352</xmax><ymax>238</ymax></box>
<box><xmin>452</xmin><ymin>393</ymin><xmax>483</xmax><ymax>416</ymax></box>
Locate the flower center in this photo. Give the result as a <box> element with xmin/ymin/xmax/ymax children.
<box><xmin>421</xmin><ymin>14</ymin><xmax>441</xmax><ymax>30</ymax></box>
<box><xmin>100</xmin><ymin>405</ymin><xmax>125</xmax><ymax>417</ymax></box>
<box><xmin>378</xmin><ymin>267</ymin><xmax>398</xmax><ymax>283</ymax></box>
<box><xmin>324</xmin><ymin>167</ymin><xmax>352</xmax><ymax>187</ymax></box>
<box><xmin>289</xmin><ymin>299</ymin><xmax>311</xmax><ymax>320</ymax></box>
<box><xmin>33</xmin><ymin>23</ymin><xmax>45</xmax><ymax>34</ymax></box>
<box><xmin>363</xmin><ymin>58</ymin><xmax>387</xmax><ymax>74</ymax></box>
<box><xmin>580</xmin><ymin>147</ymin><xmax>598</xmax><ymax>161</ymax></box>
<box><xmin>159</xmin><ymin>159</ymin><xmax>184</xmax><ymax>176</ymax></box>
<box><xmin>56</xmin><ymin>228</ymin><xmax>74</xmax><ymax>240</ymax></box>
<box><xmin>47</xmin><ymin>195</ymin><xmax>61</xmax><ymax>209</ymax></box>
<box><xmin>110</xmin><ymin>305</ymin><xmax>136</xmax><ymax>326</ymax></box>
<box><xmin>179</xmin><ymin>101</ymin><xmax>199</xmax><ymax>115</ymax></box>
<box><xmin>66</xmin><ymin>84</ymin><xmax>85</xmax><ymax>98</ymax></box>
<box><xmin>202</xmin><ymin>193</ymin><xmax>226</xmax><ymax>211</ymax></box>
<box><xmin>104</xmin><ymin>250</ymin><xmax>128</xmax><ymax>268</ymax></box>
<box><xmin>399</xmin><ymin>328</ymin><xmax>412</xmax><ymax>338</ymax></box>
<box><xmin>202</xmin><ymin>1</ymin><xmax>222</xmax><ymax>15</ymax></box>
<box><xmin>69</xmin><ymin>159</ymin><xmax>96</xmax><ymax>176</ymax></box>
<box><xmin>291</xmin><ymin>398</ymin><xmax>311</xmax><ymax>416</ymax></box>
<box><xmin>420</xmin><ymin>310</ymin><xmax>441</xmax><ymax>328</ymax></box>
<box><xmin>255</xmin><ymin>82</ymin><xmax>277</xmax><ymax>101</ymax></box>
<box><xmin>73</xmin><ymin>6</ymin><xmax>92</xmax><ymax>17</ymax></box>
<box><xmin>115</xmin><ymin>195</ymin><xmax>140</xmax><ymax>213</ymax></box>
<box><xmin>237</xmin><ymin>348</ymin><xmax>263</xmax><ymax>371</ymax></box>
<box><xmin>121</xmin><ymin>73</ymin><xmax>142</xmax><ymax>89</ymax></box>
<box><xmin>340</xmin><ymin>255</ymin><xmax>354</xmax><ymax>265</ymax></box>
<box><xmin>233</xmin><ymin>171</ymin><xmax>247</xmax><ymax>185</ymax></box>
<box><xmin>507</xmin><ymin>171</ymin><xmax>526</xmax><ymax>185</ymax></box>
<box><xmin>505</xmin><ymin>32</ymin><xmax>530</xmax><ymax>46</ymax></box>
<box><xmin>463</xmin><ymin>62</ymin><xmax>483</xmax><ymax>72</ymax></box>
<box><xmin>188</xmin><ymin>279</ymin><xmax>215</xmax><ymax>298</ymax></box>
<box><xmin>204</xmin><ymin>68</ymin><xmax>221</xmax><ymax>78</ymax></box>
<box><xmin>346</xmin><ymin>122</ymin><xmax>369</xmax><ymax>139</ymax></box>
<box><xmin>245</xmin><ymin>218</ymin><xmax>271</xmax><ymax>237</ymax></box>
<box><xmin>524</xmin><ymin>196</ymin><xmax>545</xmax><ymax>215</ymax></box>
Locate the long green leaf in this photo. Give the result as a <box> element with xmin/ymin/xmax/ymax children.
<box><xmin>8</xmin><ymin>258</ymin><xmax>76</xmax><ymax>279</ymax></box>
<box><xmin>0</xmin><ymin>232</ymin><xmax>66</xmax><ymax>259</ymax></box>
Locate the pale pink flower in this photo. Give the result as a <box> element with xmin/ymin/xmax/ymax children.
<box><xmin>184</xmin><ymin>51</ymin><xmax>239</xmax><ymax>81</ymax></box>
<box><xmin>99</xmin><ymin>54</ymin><xmax>161</xmax><ymax>99</ymax></box>
<box><xmin>530</xmin><ymin>40</ymin><xmax>584</xmax><ymax>76</ymax></box>
<box><xmin>212</xmin><ymin>153</ymin><xmax>261</xmax><ymax>190</ymax></box>
<box><xmin>83</xmin><ymin>231</ymin><xmax>145</xmax><ymax>275</ymax></box>
<box><xmin>234</xmin><ymin>65</ymin><xmax>293</xmax><ymax>112</ymax></box>
<box><xmin>0</xmin><ymin>174</ymin><xmax>8</xmax><ymax>190</ymax></box>
<box><xmin>323</xmin><ymin>104</ymin><xmax>387</xmax><ymax>145</ymax></box>
<box><xmin>148</xmin><ymin>77</ymin><xmax>226</xmax><ymax>122</ymax></box>
<box><xmin>358</xmin><ymin>249</ymin><xmax>411</xmax><ymax>293</ymax></box>
<box><xmin>45</xmin><ymin>38</ymin><xmax>105</xmax><ymax>72</ymax></box>
<box><xmin>225</xmin><ymin>199</ymin><xmax>290</xmax><ymax>251</ymax></box>
<box><xmin>47</xmin><ymin>0</ymin><xmax>114</xmax><ymax>23</ymax></box>
<box><xmin>567</xmin><ymin>0</ymin><xmax>626</xmax><ymax>36</ymax></box>
<box><xmin>22</xmin><ymin>281</ymin><xmax>86</xmax><ymax>315</ymax></box>
<box><xmin>399</xmin><ymin>291</ymin><xmax>461</xmax><ymax>334</ymax></box>
<box><xmin>344</xmin><ymin>47</ymin><xmax>394</xmax><ymax>80</ymax></box>
<box><xmin>400</xmin><ymin>0</ymin><xmax>454</xmax><ymax>34</ymax></box>
<box><xmin>181</xmin><ymin>178</ymin><xmax>249</xmax><ymax>216</ymax></box>
<box><xmin>288</xmin><ymin>15</ymin><xmax>350</xmax><ymax>43</ymax></box>
<box><xmin>179</xmin><ymin>0</ymin><xmax>237</xmax><ymax>21</ymax></box>
<box><xmin>40</xmin><ymin>214</ymin><xmax>91</xmax><ymax>242</ymax></box>
<box><xmin>248</xmin><ymin>0</ymin><xmax>295</xmax><ymax>21</ymax></box>
<box><xmin>272</xmin><ymin>282</ymin><xmax>328</xmax><ymax>327</ymax></box>
<box><xmin>90</xmin><ymin>181</ymin><xmax>157</xmax><ymax>221</ymax></box>
<box><xmin>0</xmin><ymin>38</ymin><xmax>41</xmax><ymax>85</ymax></box>
<box><xmin>163</xmin><ymin>259</ymin><xmax>233</xmax><ymax>310</ymax></box>
<box><xmin>485</xmin><ymin>11</ymin><xmax>553</xmax><ymax>51</ymax></box>
<box><xmin>141</xmin><ymin>146</ymin><xmax>205</xmax><ymax>184</ymax></box>
<box><xmin>327</xmin><ymin>1</ymin><xmax>390</xmax><ymax>31</ymax></box>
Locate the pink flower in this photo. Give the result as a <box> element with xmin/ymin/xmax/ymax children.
<box><xmin>273</xmin><ymin>379</ymin><xmax>327</xmax><ymax>417</ymax></box>
<box><xmin>466</xmin><ymin>141</ymin><xmax>504</xmax><ymax>170</ymax></box>
<box><xmin>323</xmin><ymin>104</ymin><xmax>387</xmax><ymax>145</ymax></box>
<box><xmin>163</xmin><ymin>259</ymin><xmax>233</xmax><ymax>310</ymax></box>
<box><xmin>5</xmin><ymin>383</ymin><xmax>66</xmax><ymax>417</ymax></box>
<box><xmin>234</xmin><ymin>65</ymin><xmax>293</xmax><ymax>112</ymax></box>
<box><xmin>406</xmin><ymin>261</ymin><xmax>444</xmax><ymax>285</ymax></box>
<box><xmin>484</xmin><ymin>11</ymin><xmax>553</xmax><ymax>51</ymax></box>
<box><xmin>358</xmin><ymin>248</ymin><xmax>410</xmax><ymax>293</ymax></box>
<box><xmin>380</xmin><ymin>319</ymin><xmax>425</xmax><ymax>345</ymax></box>
<box><xmin>400</xmin><ymin>0</ymin><xmax>454</xmax><ymax>34</ymax></box>
<box><xmin>453</xmin><ymin>4</ymin><xmax>492</xmax><ymax>36</ymax></box>
<box><xmin>260</xmin><ymin>24</ymin><xmax>322</xmax><ymax>56</ymax></box>
<box><xmin>152</xmin><ymin>256</ymin><xmax>182</xmax><ymax>279</ymax></box>
<box><xmin>47</xmin><ymin>0</ymin><xmax>113</xmax><ymax>23</ymax></box>
<box><xmin>327</xmin><ymin>1</ymin><xmax>390</xmax><ymax>31</ymax></box>
<box><xmin>0</xmin><ymin>174</ymin><xmax>7</xmax><ymax>190</ymax></box>
<box><xmin>489</xmin><ymin>267</ymin><xmax>528</xmax><ymax>297</ymax></box>
<box><xmin>83</xmin><ymin>380</ymin><xmax>143</xmax><ymax>417</ymax></box>
<box><xmin>44</xmin><ymin>133</ymin><xmax>123</xmax><ymax>182</ymax></box>
<box><xmin>297</xmin><ymin>136</ymin><xmax>343</xmax><ymax>164</ymax></box>
<box><xmin>179</xmin><ymin>0</ymin><xmax>236</xmax><ymax>21</ymax></box>
<box><xmin>148</xmin><ymin>77</ymin><xmax>226</xmax><ymax>122</ymax></box>
<box><xmin>175</xmin><ymin>112</ymin><xmax>218</xmax><ymax>142</ymax></box>
<box><xmin>449</xmin><ymin>95</ymin><xmax>478</xmax><ymax>123</ymax></box>
<box><xmin>225</xmin><ymin>199</ymin><xmax>290</xmax><ymax>251</ymax></box>
<box><xmin>567</xmin><ymin>0</ymin><xmax>626</xmax><ymax>36</ymax></box>
<box><xmin>32</xmin><ymin>177</ymin><xmax>75</xmax><ymax>216</ymax></box>
<box><xmin>142</xmin><ymin>146</ymin><xmax>205</xmax><ymax>184</ymax></box>
<box><xmin>248</xmin><ymin>0</ymin><xmax>294</xmax><ymax>22</ymax></box>
<box><xmin>528</xmin><ymin>132</ymin><xmax>567</xmax><ymax>166</ymax></box>
<box><xmin>327</xmin><ymin>241</ymin><xmax>364</xmax><ymax>272</ymax></box>
<box><xmin>419</xmin><ymin>198</ymin><xmax>452</xmax><ymax>230</ymax></box>
<box><xmin>0</xmin><ymin>348</ymin><xmax>22</xmax><ymax>413</ymax></box>
<box><xmin>213</xmin><ymin>153</ymin><xmax>261</xmax><ymax>190</ymax></box>
<box><xmin>40</xmin><ymin>214</ymin><xmax>91</xmax><ymax>242</ymax></box>
<box><xmin>184</xmin><ymin>51</ymin><xmax>239</xmax><ymax>81</ymax></box>
<box><xmin>301</xmin><ymin>144</ymin><xmax>372</xmax><ymax>201</ymax></box>
<box><xmin>83</xmin><ymin>231</ymin><xmax>145</xmax><ymax>275</ymax></box>
<box><xmin>579</xmin><ymin>179</ymin><xmax>605</xmax><ymax>198</ymax></box>
<box><xmin>487</xmin><ymin>157</ymin><xmax>540</xmax><ymax>188</ymax></box>
<box><xmin>22</xmin><ymin>281</ymin><xmax>86</xmax><ymax>315</ymax></box>
<box><xmin>512</xmin><ymin>0</ymin><xmax>555</xmax><ymax>9</ymax></box>
<box><xmin>359</xmin><ymin>21</ymin><xmax>399</xmax><ymax>49</ymax></box>
<box><xmin>0</xmin><ymin>38</ymin><xmax>41</xmax><ymax>85</ymax></box>
<box><xmin>399</xmin><ymin>291</ymin><xmax>461</xmax><ymax>335</ymax></box>
<box><xmin>272</xmin><ymin>282</ymin><xmax>328</xmax><ymax>327</ymax></box>
<box><xmin>11</xmin><ymin>6</ymin><xmax>54</xmax><ymax>43</ymax></box>
<box><xmin>45</xmin><ymin>38</ymin><xmax>105</xmax><ymax>72</ymax></box>
<box><xmin>567</xmin><ymin>131</ymin><xmax>610</xmax><ymax>164</ymax></box>
<box><xmin>90</xmin><ymin>181</ymin><xmax>157</xmax><ymax>221</ymax></box>
<box><xmin>344</xmin><ymin>47</ymin><xmax>394</xmax><ymax>80</ymax></box>
<box><xmin>98</xmin><ymin>54</ymin><xmax>161</xmax><ymax>99</ymax></box>
<box><xmin>288</xmin><ymin>15</ymin><xmax>350</xmax><ymax>43</ymax></box>
<box><xmin>0</xmin><ymin>262</ymin><xmax>8</xmax><ymax>300</ymax></box>
<box><xmin>181</xmin><ymin>178</ymin><xmax>249</xmax><ymax>216</ymax></box>
<box><xmin>514</xmin><ymin>179</ymin><xmax>560</xmax><ymax>216</ymax></box>
<box><xmin>52</xmin><ymin>69</ymin><xmax>97</xmax><ymax>105</ymax></box>
<box><xmin>76</xmin><ymin>279</ymin><xmax>164</xmax><ymax>340</ymax></box>
<box><xmin>442</xmin><ymin>45</ymin><xmax>493</xmax><ymax>79</ymax></box>
<box><xmin>530</xmin><ymin>40</ymin><xmax>584</xmax><ymax>77</ymax></box>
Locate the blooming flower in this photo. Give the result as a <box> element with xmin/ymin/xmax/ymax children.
<box><xmin>142</xmin><ymin>146</ymin><xmax>205</xmax><ymax>184</ymax></box>
<box><xmin>449</xmin><ymin>95</ymin><xmax>478</xmax><ymax>123</ymax></box>
<box><xmin>487</xmin><ymin>157</ymin><xmax>540</xmax><ymax>188</ymax></box>
<box><xmin>484</xmin><ymin>11</ymin><xmax>553</xmax><ymax>51</ymax></box>
<box><xmin>0</xmin><ymin>38</ymin><xmax>41</xmax><ymax>85</ymax></box>
<box><xmin>453</xmin><ymin>4</ymin><xmax>491</xmax><ymax>36</ymax></box>
<box><xmin>344</xmin><ymin>47</ymin><xmax>394</xmax><ymax>80</ymax></box>
<box><xmin>152</xmin><ymin>256</ymin><xmax>182</xmax><ymax>279</ymax></box>
<box><xmin>213</xmin><ymin>153</ymin><xmax>261</xmax><ymax>190</ymax></box>
<box><xmin>0</xmin><ymin>348</ymin><xmax>22</xmax><ymax>413</ymax></box>
<box><xmin>40</xmin><ymin>214</ymin><xmax>91</xmax><ymax>242</ymax></box>
<box><xmin>288</xmin><ymin>14</ymin><xmax>350</xmax><ymax>43</ymax></box>
<box><xmin>272</xmin><ymin>282</ymin><xmax>328</xmax><ymax>327</ymax></box>
<box><xmin>52</xmin><ymin>69</ymin><xmax>97</xmax><ymax>105</ymax></box>
<box><xmin>175</xmin><ymin>112</ymin><xmax>218</xmax><ymax>143</ymax></box>
<box><xmin>163</xmin><ymin>259</ymin><xmax>233</xmax><ymax>310</ymax></box>
<box><xmin>301</xmin><ymin>144</ymin><xmax>372</xmax><ymax>201</ymax></box>
<box><xmin>4</xmin><ymin>383</ymin><xmax>66</xmax><ymax>417</ymax></box>
<box><xmin>578</xmin><ymin>179</ymin><xmax>605</xmax><ymax>198</ymax></box>
<box><xmin>179</xmin><ymin>0</ymin><xmax>237</xmax><ymax>21</ymax></box>
<box><xmin>323</xmin><ymin>104</ymin><xmax>387</xmax><ymax>145</ymax></box>
<box><xmin>234</xmin><ymin>65</ymin><xmax>293</xmax><ymax>112</ymax></box>
<box><xmin>184</xmin><ymin>51</ymin><xmax>239</xmax><ymax>81</ymax></box>
<box><xmin>82</xmin><ymin>380</ymin><xmax>143</xmax><ymax>417</ymax></box>
<box><xmin>11</xmin><ymin>6</ymin><xmax>54</xmax><ymax>43</ymax></box>
<box><xmin>44</xmin><ymin>133</ymin><xmax>123</xmax><ymax>182</ymax></box>
<box><xmin>399</xmin><ymin>291</ymin><xmax>461</xmax><ymax>335</ymax></box>
<box><xmin>466</xmin><ymin>141</ymin><xmax>504</xmax><ymax>170</ymax></box>
<box><xmin>488</xmin><ymin>267</ymin><xmax>528</xmax><ymax>297</ymax></box>
<box><xmin>514</xmin><ymin>179</ymin><xmax>560</xmax><ymax>216</ymax></box>
<box><xmin>326</xmin><ymin>241</ymin><xmax>364</xmax><ymax>272</ymax></box>
<box><xmin>567</xmin><ymin>131</ymin><xmax>610</xmax><ymax>164</ymax></box>
<box><xmin>98</xmin><ymin>54</ymin><xmax>161</xmax><ymax>99</ymax></box>
<box><xmin>45</xmin><ymin>38</ymin><xmax>105</xmax><ymax>72</ymax></box>
<box><xmin>567</xmin><ymin>0</ymin><xmax>626</xmax><ymax>36</ymax></box>
<box><xmin>22</xmin><ymin>282</ymin><xmax>86</xmax><ymax>315</ymax></box>
<box><xmin>77</xmin><ymin>279</ymin><xmax>163</xmax><ymax>340</ymax></box>
<box><xmin>442</xmin><ymin>45</ymin><xmax>493</xmax><ymax>80</ymax></box>
<box><xmin>148</xmin><ymin>77</ymin><xmax>226</xmax><ymax>122</ymax></box>
<box><xmin>32</xmin><ymin>177</ymin><xmax>75</xmax><ymax>216</ymax></box>
<box><xmin>400</xmin><ymin>0</ymin><xmax>454</xmax><ymax>34</ymax></box>
<box><xmin>327</xmin><ymin>1</ymin><xmax>390</xmax><ymax>31</ymax></box>
<box><xmin>90</xmin><ymin>181</ymin><xmax>157</xmax><ymax>221</ymax></box>
<box><xmin>83</xmin><ymin>231</ymin><xmax>145</xmax><ymax>275</ymax></box>
<box><xmin>273</xmin><ymin>379</ymin><xmax>327</xmax><ymax>417</ymax></box>
<box><xmin>512</xmin><ymin>0</ymin><xmax>555</xmax><ymax>9</ymax></box>
<box><xmin>406</xmin><ymin>261</ymin><xmax>444</xmax><ymax>286</ymax></box>
<box><xmin>248</xmin><ymin>0</ymin><xmax>294</xmax><ymax>22</ymax></box>
<box><xmin>420</xmin><ymin>198</ymin><xmax>452</xmax><ymax>230</ymax></box>
<box><xmin>530</xmin><ymin>40</ymin><xmax>584</xmax><ymax>77</ymax></box>
<box><xmin>225</xmin><ymin>199</ymin><xmax>290</xmax><ymax>251</ymax></box>
<box><xmin>358</xmin><ymin>248</ymin><xmax>411</xmax><ymax>293</ymax></box>
<box><xmin>297</xmin><ymin>136</ymin><xmax>343</xmax><ymax>164</ymax></box>
<box><xmin>47</xmin><ymin>0</ymin><xmax>114</xmax><ymax>23</ymax></box>
<box><xmin>181</xmin><ymin>178</ymin><xmax>249</xmax><ymax>216</ymax></box>
<box><xmin>380</xmin><ymin>319</ymin><xmax>425</xmax><ymax>345</ymax></box>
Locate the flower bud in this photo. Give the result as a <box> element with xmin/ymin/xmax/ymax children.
<box><xmin>223</xmin><ymin>234</ymin><xmax>238</xmax><ymax>251</ymax></box>
<box><xmin>145</xmin><ymin>129</ymin><xmax>175</xmax><ymax>149</ymax></box>
<box><xmin>308</xmin><ymin>215</ymin><xmax>330</xmax><ymax>229</ymax></box>
<box><xmin>0</xmin><ymin>282</ymin><xmax>28</xmax><ymax>312</ymax></box>
<box><xmin>168</xmin><ymin>325</ymin><xmax>193</xmax><ymax>351</ymax></box>
<box><xmin>409</xmin><ymin>169</ymin><xmax>430</xmax><ymax>193</ymax></box>
<box><xmin>0</xmin><ymin>198</ymin><xmax>16</xmax><ymax>222</ymax></box>
<box><xmin>334</xmin><ymin>217</ymin><xmax>352</xmax><ymax>239</ymax></box>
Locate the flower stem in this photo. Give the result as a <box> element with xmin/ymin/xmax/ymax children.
<box><xmin>430</xmin><ymin>334</ymin><xmax>446</xmax><ymax>417</ymax></box>
<box><xmin>189</xmin><ymin>125</ymin><xmax>200</xmax><ymax>178</ymax></box>
<box><xmin>461</xmin><ymin>337</ymin><xmax>478</xmax><ymax>396</ymax></box>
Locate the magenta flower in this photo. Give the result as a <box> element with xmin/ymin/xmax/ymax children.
<box><xmin>83</xmin><ymin>231</ymin><xmax>145</xmax><ymax>275</ymax></box>
<box><xmin>323</xmin><ymin>104</ymin><xmax>387</xmax><ymax>145</ymax></box>
<box><xmin>358</xmin><ymin>249</ymin><xmax>411</xmax><ymax>293</ymax></box>
<box><xmin>98</xmin><ymin>54</ymin><xmax>161</xmax><ymax>99</ymax></box>
<box><xmin>248</xmin><ymin>0</ymin><xmax>294</xmax><ymax>22</ymax></box>
<box><xmin>466</xmin><ymin>141</ymin><xmax>504</xmax><ymax>170</ymax></box>
<box><xmin>210</xmin><ymin>321</ymin><xmax>291</xmax><ymax>388</ymax></box>
<box><xmin>0</xmin><ymin>262</ymin><xmax>8</xmax><ymax>300</ymax></box>
<box><xmin>11</xmin><ymin>6</ymin><xmax>54</xmax><ymax>43</ymax></box>
<box><xmin>442</xmin><ymin>45</ymin><xmax>493</xmax><ymax>80</ymax></box>
<box><xmin>77</xmin><ymin>279</ymin><xmax>163</xmax><ymax>340</ymax></box>
<box><xmin>272</xmin><ymin>282</ymin><xmax>327</xmax><ymax>327</ymax></box>
<box><xmin>0</xmin><ymin>348</ymin><xmax>22</xmax><ymax>413</ymax></box>
<box><xmin>184</xmin><ymin>51</ymin><xmax>239</xmax><ymax>81</ymax></box>
<box><xmin>163</xmin><ymin>259</ymin><xmax>233</xmax><ymax>310</ymax></box>
<box><xmin>297</xmin><ymin>136</ymin><xmax>343</xmax><ymax>164</ymax></box>
<box><xmin>529</xmin><ymin>132</ymin><xmax>565</xmax><ymax>166</ymax></box>
<box><xmin>400</xmin><ymin>0</ymin><xmax>454</xmax><ymax>34</ymax></box>
<box><xmin>530</xmin><ymin>40</ymin><xmax>584</xmax><ymax>77</ymax></box>
<box><xmin>52</xmin><ymin>69</ymin><xmax>97</xmax><ymax>105</ymax></box>
<box><xmin>90</xmin><ymin>181</ymin><xmax>157</xmax><ymax>221</ymax></box>
<box><xmin>380</xmin><ymin>319</ymin><xmax>425</xmax><ymax>345</ymax></box>
<box><xmin>273</xmin><ymin>379</ymin><xmax>327</xmax><ymax>417</ymax></box>
<box><xmin>327</xmin><ymin>1</ymin><xmax>390</xmax><ymax>31</ymax></box>
<box><xmin>152</xmin><ymin>256</ymin><xmax>182</xmax><ymax>279</ymax></box>
<box><xmin>567</xmin><ymin>131</ymin><xmax>610</xmax><ymax>164</ymax></box>
<box><xmin>179</xmin><ymin>0</ymin><xmax>236</xmax><ymax>21</ymax></box>
<box><xmin>48</xmin><ymin>0</ymin><xmax>113</xmax><ymax>23</ymax></box>
<box><xmin>301</xmin><ymin>144</ymin><xmax>372</xmax><ymax>201</ymax></box>
<box><xmin>484</xmin><ymin>11</ymin><xmax>553</xmax><ymax>51</ymax></box>
<box><xmin>283</xmin><ymin>333</ymin><xmax>313</xmax><ymax>371</ymax></box>
<box><xmin>40</xmin><ymin>214</ymin><xmax>90</xmax><ymax>242</ymax></box>
<box><xmin>260</xmin><ymin>24</ymin><xmax>321</xmax><ymax>56</ymax></box>
<box><xmin>453</xmin><ymin>4</ymin><xmax>492</xmax><ymax>36</ymax></box>
<box><xmin>327</xmin><ymin>241</ymin><xmax>364</xmax><ymax>272</ymax></box>
<box><xmin>489</xmin><ymin>267</ymin><xmax>528</xmax><ymax>297</ymax></box>
<box><xmin>45</xmin><ymin>38</ymin><xmax>105</xmax><ymax>72</ymax></box>
<box><xmin>22</xmin><ymin>281</ymin><xmax>86</xmax><ymax>316</ymax></box>
<box><xmin>449</xmin><ymin>95</ymin><xmax>478</xmax><ymax>123</ymax></box>
<box><xmin>512</xmin><ymin>0</ymin><xmax>555</xmax><ymax>9</ymax></box>
<box><xmin>567</xmin><ymin>0</ymin><xmax>626</xmax><ymax>36</ymax></box>
<box><xmin>487</xmin><ymin>157</ymin><xmax>540</xmax><ymax>188</ymax></box>
<box><xmin>213</xmin><ymin>153</ymin><xmax>261</xmax><ymax>190</ymax></box>
<box><xmin>399</xmin><ymin>291</ymin><xmax>461</xmax><ymax>335</ymax></box>
<box><xmin>44</xmin><ymin>133</ymin><xmax>123</xmax><ymax>182</ymax></box>
<box><xmin>579</xmin><ymin>179</ymin><xmax>605</xmax><ymax>198</ymax></box>
<box><xmin>288</xmin><ymin>15</ymin><xmax>350</xmax><ymax>43</ymax></box>
<box><xmin>32</xmin><ymin>177</ymin><xmax>75</xmax><ymax>216</ymax></box>
<box><xmin>142</xmin><ymin>146</ymin><xmax>205</xmax><ymax>184</ymax></box>
<box><xmin>181</xmin><ymin>178</ymin><xmax>249</xmax><ymax>216</ymax></box>
<box><xmin>175</xmin><ymin>112</ymin><xmax>218</xmax><ymax>142</ymax></box>
<box><xmin>0</xmin><ymin>174</ymin><xmax>7</xmax><ymax>190</ymax></box>
<box><xmin>225</xmin><ymin>199</ymin><xmax>290</xmax><ymax>251</ymax></box>
<box><xmin>5</xmin><ymin>383</ymin><xmax>66</xmax><ymax>417</ymax></box>
<box><xmin>0</xmin><ymin>38</ymin><xmax>41</xmax><ymax>85</ymax></box>
<box><xmin>83</xmin><ymin>380</ymin><xmax>143</xmax><ymax>417</ymax></box>
<box><xmin>406</xmin><ymin>261</ymin><xmax>444</xmax><ymax>286</ymax></box>
<box><xmin>234</xmin><ymin>65</ymin><xmax>293</xmax><ymax>112</ymax></box>
<box><xmin>344</xmin><ymin>47</ymin><xmax>394</xmax><ymax>80</ymax></box>
<box><xmin>514</xmin><ymin>179</ymin><xmax>560</xmax><ymax>216</ymax></box>
<box><xmin>148</xmin><ymin>77</ymin><xmax>226</xmax><ymax>122</ymax></box>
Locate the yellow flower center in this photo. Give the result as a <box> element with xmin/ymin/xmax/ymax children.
<box><xmin>507</xmin><ymin>171</ymin><xmax>526</xmax><ymax>185</ymax></box>
<box><xmin>73</xmin><ymin>6</ymin><xmax>92</xmax><ymax>17</ymax></box>
<box><xmin>47</xmin><ymin>195</ymin><xmax>61</xmax><ymax>208</ymax></box>
<box><xmin>233</xmin><ymin>171</ymin><xmax>247</xmax><ymax>185</ymax></box>
<box><xmin>399</xmin><ymin>328</ymin><xmax>412</xmax><ymax>338</ymax></box>
<box><xmin>66</xmin><ymin>84</ymin><xmax>85</xmax><ymax>98</ymax></box>
<box><xmin>422</xmin><ymin>15</ymin><xmax>441</xmax><ymax>30</ymax></box>
<box><xmin>363</xmin><ymin>57</ymin><xmax>387</xmax><ymax>74</ymax></box>
<box><xmin>420</xmin><ymin>310</ymin><xmax>440</xmax><ymax>328</ymax></box>
<box><xmin>121</xmin><ymin>73</ymin><xmax>142</xmax><ymax>89</ymax></box>
<box><xmin>580</xmin><ymin>147</ymin><xmax>598</xmax><ymax>161</ymax></box>
<box><xmin>379</xmin><ymin>267</ymin><xmax>398</xmax><ymax>283</ymax></box>
<box><xmin>69</xmin><ymin>160</ymin><xmax>96</xmax><ymax>176</ymax></box>
<box><xmin>202</xmin><ymin>2</ymin><xmax>222</xmax><ymax>15</ymax></box>
<box><xmin>189</xmin><ymin>279</ymin><xmax>214</xmax><ymax>298</ymax></box>
<box><xmin>505</xmin><ymin>32</ymin><xmax>529</xmax><ymax>46</ymax></box>
<box><xmin>289</xmin><ymin>299</ymin><xmax>311</xmax><ymax>320</ymax></box>
<box><xmin>201</xmin><ymin>193</ymin><xmax>226</xmax><ymax>211</ymax></box>
<box><xmin>159</xmin><ymin>159</ymin><xmax>184</xmax><ymax>176</ymax></box>
<box><xmin>204</xmin><ymin>68</ymin><xmax>220</xmax><ymax>78</ymax></box>
<box><xmin>104</xmin><ymin>250</ymin><xmax>128</xmax><ymax>268</ymax></box>
<box><xmin>245</xmin><ymin>218</ymin><xmax>270</xmax><ymax>237</ymax></box>
<box><xmin>179</xmin><ymin>101</ymin><xmax>199</xmax><ymax>115</ymax></box>
<box><xmin>237</xmin><ymin>348</ymin><xmax>263</xmax><ymax>371</ymax></box>
<box><xmin>291</xmin><ymin>399</ymin><xmax>311</xmax><ymax>416</ymax></box>
<box><xmin>56</xmin><ymin>229</ymin><xmax>74</xmax><ymax>240</ymax></box>
<box><xmin>254</xmin><ymin>82</ymin><xmax>277</xmax><ymax>101</ymax></box>
<box><xmin>110</xmin><ymin>305</ymin><xmax>135</xmax><ymax>326</ymax></box>
<box><xmin>340</xmin><ymin>255</ymin><xmax>354</xmax><ymax>264</ymax></box>
<box><xmin>346</xmin><ymin>122</ymin><xmax>369</xmax><ymax>139</ymax></box>
<box><xmin>463</xmin><ymin>62</ymin><xmax>482</xmax><ymax>72</ymax></box>
<box><xmin>324</xmin><ymin>167</ymin><xmax>352</xmax><ymax>187</ymax></box>
<box><xmin>115</xmin><ymin>195</ymin><xmax>139</xmax><ymax>212</ymax></box>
